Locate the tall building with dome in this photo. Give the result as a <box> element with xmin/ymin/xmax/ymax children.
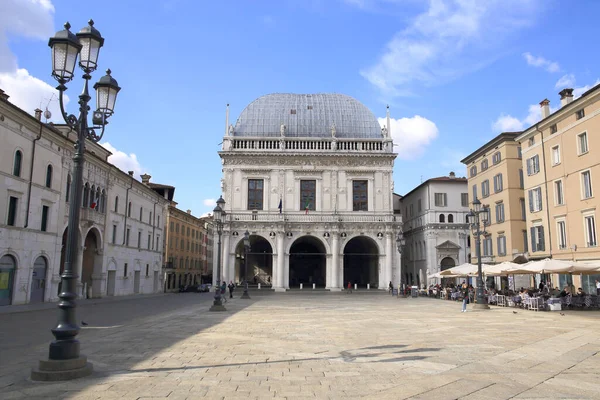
<box><xmin>215</xmin><ymin>93</ymin><xmax>401</xmax><ymax>291</ymax></box>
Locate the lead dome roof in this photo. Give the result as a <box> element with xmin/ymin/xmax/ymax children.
<box><xmin>233</xmin><ymin>93</ymin><xmax>383</xmax><ymax>139</ymax></box>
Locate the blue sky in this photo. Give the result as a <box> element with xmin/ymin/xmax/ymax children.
<box><xmin>2</xmin><ymin>0</ymin><xmax>599</xmax><ymax>216</ymax></box>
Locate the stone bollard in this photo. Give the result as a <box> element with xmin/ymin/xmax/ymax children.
<box><xmin>300</xmin><ymin>283</ymin><xmax>303</xmax><ymax>290</ymax></box>
<box><xmin>367</xmin><ymin>283</ymin><xmax>370</xmax><ymax>290</ymax></box>
<box><xmin>258</xmin><ymin>283</ymin><xmax>261</xmax><ymax>289</ymax></box>
<box><xmin>313</xmin><ymin>283</ymin><xmax>316</xmax><ymax>290</ymax></box>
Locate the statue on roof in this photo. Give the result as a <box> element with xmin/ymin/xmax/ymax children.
<box><xmin>228</xmin><ymin>124</ymin><xmax>235</xmax><ymax>136</ymax></box>
<box><xmin>280</xmin><ymin>123</ymin><xmax>286</xmax><ymax>137</ymax></box>
<box><xmin>331</xmin><ymin>123</ymin><xmax>337</xmax><ymax>138</ymax></box>
<box><xmin>381</xmin><ymin>126</ymin><xmax>388</xmax><ymax>137</ymax></box>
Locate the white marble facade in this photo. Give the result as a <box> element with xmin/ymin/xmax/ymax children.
<box><xmin>0</xmin><ymin>91</ymin><xmax>168</xmax><ymax>306</ymax></box>
<box><xmin>214</xmin><ymin>94</ymin><xmax>402</xmax><ymax>290</ymax></box>
<box><xmin>399</xmin><ymin>173</ymin><xmax>471</xmax><ymax>288</ymax></box>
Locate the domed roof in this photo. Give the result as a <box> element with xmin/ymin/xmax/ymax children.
<box><xmin>233</xmin><ymin>93</ymin><xmax>383</xmax><ymax>139</ymax></box>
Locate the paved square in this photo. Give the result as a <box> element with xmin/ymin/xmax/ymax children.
<box><xmin>1</xmin><ymin>293</ymin><xmax>600</xmax><ymax>399</ymax></box>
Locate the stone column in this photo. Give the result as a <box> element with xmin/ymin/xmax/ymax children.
<box><xmin>275</xmin><ymin>233</ymin><xmax>285</xmax><ymax>291</ymax></box>
<box><xmin>331</xmin><ymin>233</ymin><xmax>340</xmax><ymax>290</ymax></box>
<box><xmin>222</xmin><ymin>234</ymin><xmax>231</xmax><ymax>283</ymax></box>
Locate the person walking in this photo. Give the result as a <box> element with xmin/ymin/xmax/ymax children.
<box><xmin>220</xmin><ymin>281</ymin><xmax>227</xmax><ymax>303</ymax></box>
<box><xmin>347</xmin><ymin>281</ymin><xmax>352</xmax><ymax>294</ymax></box>
<box><xmin>461</xmin><ymin>282</ymin><xmax>469</xmax><ymax>312</ymax></box>
<box><xmin>596</xmin><ymin>279</ymin><xmax>600</xmax><ymax>295</ymax></box>
<box><xmin>228</xmin><ymin>281</ymin><xmax>235</xmax><ymax>299</ymax></box>
<box><xmin>389</xmin><ymin>281</ymin><xmax>393</xmax><ymax>295</ymax></box>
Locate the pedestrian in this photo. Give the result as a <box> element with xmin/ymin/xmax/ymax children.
<box><xmin>389</xmin><ymin>281</ymin><xmax>393</xmax><ymax>295</ymax></box>
<box><xmin>347</xmin><ymin>281</ymin><xmax>352</xmax><ymax>294</ymax></box>
<box><xmin>228</xmin><ymin>281</ymin><xmax>235</xmax><ymax>298</ymax></box>
<box><xmin>461</xmin><ymin>282</ymin><xmax>469</xmax><ymax>312</ymax></box>
<box><xmin>596</xmin><ymin>279</ymin><xmax>600</xmax><ymax>295</ymax></box>
<box><xmin>220</xmin><ymin>281</ymin><xmax>227</xmax><ymax>303</ymax></box>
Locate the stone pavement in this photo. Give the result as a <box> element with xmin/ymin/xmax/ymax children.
<box><xmin>1</xmin><ymin>293</ymin><xmax>600</xmax><ymax>400</ymax></box>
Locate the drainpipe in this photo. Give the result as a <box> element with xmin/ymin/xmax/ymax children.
<box><xmin>123</xmin><ymin>171</ymin><xmax>134</xmax><ymax>245</ymax></box>
<box><xmin>25</xmin><ymin>109</ymin><xmax>44</xmax><ymax>228</ymax></box>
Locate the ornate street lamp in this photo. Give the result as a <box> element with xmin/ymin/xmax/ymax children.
<box><xmin>32</xmin><ymin>20</ymin><xmax>120</xmax><ymax>382</ymax></box>
<box><xmin>241</xmin><ymin>230</ymin><xmax>251</xmax><ymax>299</ymax></box>
<box><xmin>467</xmin><ymin>197</ymin><xmax>490</xmax><ymax>310</ymax></box>
<box><xmin>396</xmin><ymin>230</ymin><xmax>406</xmax><ymax>289</ymax></box>
<box><xmin>210</xmin><ymin>196</ymin><xmax>227</xmax><ymax>311</ymax></box>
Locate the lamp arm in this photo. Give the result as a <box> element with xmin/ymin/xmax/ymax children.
<box><xmin>86</xmin><ymin>125</ymin><xmax>105</xmax><ymax>143</ymax></box>
<box><xmin>57</xmin><ymin>83</ymin><xmax>78</xmax><ymax>128</ymax></box>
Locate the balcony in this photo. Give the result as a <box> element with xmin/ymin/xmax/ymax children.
<box><xmin>228</xmin><ymin>137</ymin><xmax>391</xmax><ymax>153</ymax></box>
<box><xmin>226</xmin><ymin>211</ymin><xmax>399</xmax><ymax>224</ymax></box>
<box><xmin>80</xmin><ymin>208</ymin><xmax>105</xmax><ymax>227</ymax></box>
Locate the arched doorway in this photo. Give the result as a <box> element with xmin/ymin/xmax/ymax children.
<box><xmin>30</xmin><ymin>257</ymin><xmax>47</xmax><ymax>303</ymax></box>
<box><xmin>440</xmin><ymin>257</ymin><xmax>456</xmax><ymax>287</ymax></box>
<box><xmin>0</xmin><ymin>255</ymin><xmax>17</xmax><ymax>306</ymax></box>
<box><xmin>343</xmin><ymin>236</ymin><xmax>379</xmax><ymax>288</ymax></box>
<box><xmin>235</xmin><ymin>235</ymin><xmax>274</xmax><ymax>286</ymax></box>
<box><xmin>289</xmin><ymin>236</ymin><xmax>326</xmax><ymax>288</ymax></box>
<box><xmin>82</xmin><ymin>229</ymin><xmax>103</xmax><ymax>299</ymax></box>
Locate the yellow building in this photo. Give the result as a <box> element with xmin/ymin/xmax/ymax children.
<box><xmin>516</xmin><ymin>85</ymin><xmax>600</xmax><ymax>293</ymax></box>
<box><xmin>461</xmin><ymin>132</ymin><xmax>528</xmax><ymax>275</ymax></box>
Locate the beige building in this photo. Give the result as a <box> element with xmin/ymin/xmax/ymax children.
<box><xmin>163</xmin><ymin>205</ymin><xmax>212</xmax><ymax>291</ymax></box>
<box><xmin>462</xmin><ymin>132</ymin><xmax>528</xmax><ymax>274</ymax></box>
<box><xmin>516</xmin><ymin>85</ymin><xmax>600</xmax><ymax>293</ymax></box>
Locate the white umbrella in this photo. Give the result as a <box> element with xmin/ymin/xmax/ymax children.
<box><xmin>520</xmin><ymin>258</ymin><xmax>576</xmax><ymax>274</ymax></box>
<box><xmin>571</xmin><ymin>261</ymin><xmax>600</xmax><ymax>275</ymax></box>
<box><xmin>482</xmin><ymin>261</ymin><xmax>523</xmax><ymax>276</ymax></box>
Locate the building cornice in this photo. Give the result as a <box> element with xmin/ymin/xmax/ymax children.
<box><xmin>460</xmin><ymin>132</ymin><xmax>522</xmax><ymax>165</ymax></box>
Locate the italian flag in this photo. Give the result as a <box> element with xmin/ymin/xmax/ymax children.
<box><xmin>90</xmin><ymin>196</ymin><xmax>99</xmax><ymax>209</ymax></box>
<box><xmin>305</xmin><ymin>201</ymin><xmax>310</xmax><ymax>214</ymax></box>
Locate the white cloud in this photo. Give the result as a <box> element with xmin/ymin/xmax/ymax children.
<box><xmin>555</xmin><ymin>74</ymin><xmax>576</xmax><ymax>89</ymax></box>
<box><xmin>573</xmin><ymin>79</ymin><xmax>600</xmax><ymax>98</ymax></box>
<box><xmin>0</xmin><ymin>1</ymin><xmax>64</xmax><ymax>120</ymax></box>
<box><xmin>100</xmin><ymin>142</ymin><xmax>146</xmax><ymax>178</ymax></box>
<box><xmin>523</xmin><ymin>52</ymin><xmax>560</xmax><ymax>73</ymax></box>
<box><xmin>492</xmin><ymin>114</ymin><xmax>523</xmax><ymax>133</ymax></box>
<box><xmin>361</xmin><ymin>0</ymin><xmax>540</xmax><ymax>96</ymax></box>
<box><xmin>203</xmin><ymin>198</ymin><xmax>216</xmax><ymax>207</ymax></box>
<box><xmin>379</xmin><ymin>115</ymin><xmax>438</xmax><ymax>160</ymax></box>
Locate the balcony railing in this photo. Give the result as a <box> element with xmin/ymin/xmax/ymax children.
<box><xmin>226</xmin><ymin>211</ymin><xmax>399</xmax><ymax>223</ymax></box>
<box><xmin>80</xmin><ymin>207</ymin><xmax>105</xmax><ymax>226</ymax></box>
<box><xmin>229</xmin><ymin>137</ymin><xmax>390</xmax><ymax>153</ymax></box>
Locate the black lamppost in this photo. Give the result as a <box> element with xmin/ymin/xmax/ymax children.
<box><xmin>210</xmin><ymin>196</ymin><xmax>226</xmax><ymax>312</ymax></box>
<box><xmin>32</xmin><ymin>20</ymin><xmax>120</xmax><ymax>382</ymax></box>
<box><xmin>241</xmin><ymin>230</ymin><xmax>251</xmax><ymax>299</ymax></box>
<box><xmin>467</xmin><ymin>197</ymin><xmax>490</xmax><ymax>310</ymax></box>
<box><xmin>396</xmin><ymin>230</ymin><xmax>406</xmax><ymax>289</ymax></box>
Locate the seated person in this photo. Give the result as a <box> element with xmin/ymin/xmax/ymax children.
<box><xmin>576</xmin><ymin>287</ymin><xmax>586</xmax><ymax>296</ymax></box>
<box><xmin>559</xmin><ymin>286</ymin><xmax>570</xmax><ymax>297</ymax></box>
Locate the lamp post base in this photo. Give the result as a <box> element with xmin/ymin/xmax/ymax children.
<box><xmin>241</xmin><ymin>290</ymin><xmax>251</xmax><ymax>299</ymax></box>
<box><xmin>471</xmin><ymin>303</ymin><xmax>490</xmax><ymax>310</ymax></box>
<box><xmin>31</xmin><ymin>355</ymin><xmax>93</xmax><ymax>381</ymax></box>
<box><xmin>209</xmin><ymin>297</ymin><xmax>227</xmax><ymax>312</ymax></box>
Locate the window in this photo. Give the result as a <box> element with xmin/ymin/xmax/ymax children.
<box><xmin>495</xmin><ymin>203</ymin><xmax>505</xmax><ymax>223</ymax></box>
<box><xmin>41</xmin><ymin>205</ymin><xmax>49</xmax><ymax>231</ymax></box>
<box><xmin>497</xmin><ymin>236</ymin><xmax>507</xmax><ymax>256</ymax></box>
<box><xmin>157</xmin><ymin>216</ymin><xmax>160</xmax><ymax>227</ymax></box>
<box><xmin>149</xmin><ymin>212</ymin><xmax>152</xmax><ymax>225</ymax></box>
<box><xmin>555</xmin><ymin>180</ymin><xmax>564</xmax><ymax>205</ymax></box>
<box><xmin>461</xmin><ymin>193</ymin><xmax>468</xmax><ymax>207</ymax></box>
<box><xmin>156</xmin><ymin>235</ymin><xmax>160</xmax><ymax>250</ymax></box>
<box><xmin>137</xmin><ymin>231</ymin><xmax>142</xmax><ymax>248</ymax></box>
<box><xmin>519</xmin><ymin>198</ymin><xmax>526</xmax><ymax>220</ymax></box>
<box><xmin>146</xmin><ymin>264</ymin><xmax>149</xmax><ymax>277</ymax></box>
<box><xmin>557</xmin><ymin>220</ymin><xmax>567</xmax><ymax>249</ymax></box>
<box><xmin>176</xmin><ymin>223</ymin><xmax>179</xmax><ymax>234</ymax></box>
<box><xmin>529</xmin><ymin>137</ymin><xmax>535</xmax><ymax>146</ymax></box>
<box><xmin>448</xmin><ymin>214</ymin><xmax>454</xmax><ymax>223</ymax></box>
<box><xmin>470</xmin><ymin>166</ymin><xmax>477</xmax><ymax>177</ymax></box>
<box><xmin>434</xmin><ymin>193</ymin><xmax>447</xmax><ymax>207</ymax></box>
<box><xmin>187</xmin><ymin>227</ymin><xmax>190</xmax><ymax>237</ymax></box>
<box><xmin>45</xmin><ymin>165</ymin><xmax>52</xmax><ymax>188</ymax></box>
<box><xmin>65</xmin><ymin>175</ymin><xmax>71</xmax><ymax>203</ymax></box>
<box><xmin>576</xmin><ymin>108</ymin><xmax>585</xmax><ymax>120</ymax></box>
<box><xmin>147</xmin><ymin>234</ymin><xmax>151</xmax><ymax>249</ymax></box>
<box><xmin>517</xmin><ymin>146</ymin><xmax>522</xmax><ymax>159</ymax></box>
<box><xmin>352</xmin><ymin>180</ymin><xmax>368</xmax><ymax>211</ymax></box>
<box><xmin>578</xmin><ymin>132</ymin><xmax>588</xmax><ymax>154</ymax></box>
<box><xmin>481</xmin><ymin>159</ymin><xmax>488</xmax><ymax>171</ymax></box>
<box><xmin>550</xmin><ymin>124</ymin><xmax>557</xmax><ymax>134</ymax></box>
<box><xmin>13</xmin><ymin>150</ymin><xmax>22</xmax><ymax>177</ymax></box>
<box><xmin>526</xmin><ymin>155</ymin><xmax>540</xmax><ymax>175</ymax></box>
<box><xmin>528</xmin><ymin>187</ymin><xmax>543</xmax><ymax>213</ymax></box>
<box><xmin>409</xmin><ymin>204</ymin><xmax>414</xmax><ymax>217</ymax></box>
<box><xmin>493</xmin><ymin>174</ymin><xmax>503</xmax><ymax>193</ymax></box>
<box><xmin>519</xmin><ymin>169</ymin><xmax>524</xmax><ymax>189</ymax></box>
<box><xmin>114</xmin><ymin>196</ymin><xmax>118</xmax><ymax>213</ymax></box>
<box><xmin>290</xmin><ymin>109</ymin><xmax>296</xmax><ymax>115</ymax></box>
<box><xmin>126</xmin><ymin>228</ymin><xmax>130</xmax><ymax>246</ymax></box>
<box><xmin>139</xmin><ymin>207</ymin><xmax>143</xmax><ymax>220</ymax></box>
<box><xmin>112</xmin><ymin>225</ymin><xmax>117</xmax><ymax>244</ymax></box>
<box><xmin>581</xmin><ymin>170</ymin><xmax>593</xmax><ymax>199</ymax></box>
<box><xmin>7</xmin><ymin>196</ymin><xmax>18</xmax><ymax>226</ymax></box>
<box><xmin>492</xmin><ymin>152</ymin><xmax>501</xmax><ymax>164</ymax></box>
<box><xmin>439</xmin><ymin>214</ymin><xmax>445</xmax><ymax>223</ymax></box>
<box><xmin>300</xmin><ymin>180</ymin><xmax>316</xmax><ymax>211</ymax></box>
<box><xmin>128</xmin><ymin>202</ymin><xmax>132</xmax><ymax>217</ymax></box>
<box><xmin>530</xmin><ymin>225</ymin><xmax>545</xmax><ymax>252</ymax></box>
<box><xmin>472</xmin><ymin>185</ymin><xmax>477</xmax><ymax>203</ymax></box>
<box><xmin>551</xmin><ymin>146</ymin><xmax>560</xmax><ymax>165</ymax></box>
<box><xmin>248</xmin><ymin>179</ymin><xmax>264</xmax><ymax>210</ymax></box>
<box><xmin>124</xmin><ymin>263</ymin><xmax>128</xmax><ymax>277</ymax></box>
<box><xmin>483</xmin><ymin>237</ymin><xmax>493</xmax><ymax>256</ymax></box>
<box><xmin>170</xmin><ymin>221</ymin><xmax>174</xmax><ymax>232</ymax></box>
<box><xmin>481</xmin><ymin>180</ymin><xmax>490</xmax><ymax>198</ymax></box>
<box><xmin>417</xmin><ymin>199</ymin><xmax>422</xmax><ymax>212</ymax></box>
<box><xmin>585</xmin><ymin>215</ymin><xmax>597</xmax><ymax>247</ymax></box>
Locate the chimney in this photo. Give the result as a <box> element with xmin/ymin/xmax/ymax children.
<box><xmin>539</xmin><ymin>99</ymin><xmax>550</xmax><ymax>119</ymax></box>
<box><xmin>128</xmin><ymin>171</ymin><xmax>134</xmax><ymax>176</ymax></box>
<box><xmin>187</xmin><ymin>209</ymin><xmax>191</xmax><ymax>214</ymax></box>
<box><xmin>34</xmin><ymin>108</ymin><xmax>43</xmax><ymax>121</ymax></box>
<box><xmin>140</xmin><ymin>173</ymin><xmax>151</xmax><ymax>184</ymax></box>
<box><xmin>559</xmin><ymin>88</ymin><xmax>574</xmax><ymax>107</ymax></box>
<box><xmin>0</xmin><ymin>89</ymin><xmax>8</xmax><ymax>101</ymax></box>
<box><xmin>449</xmin><ymin>171</ymin><xmax>456</xmax><ymax>179</ymax></box>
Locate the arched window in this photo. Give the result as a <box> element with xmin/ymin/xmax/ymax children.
<box><xmin>89</xmin><ymin>185</ymin><xmax>96</xmax><ymax>208</ymax></box>
<box><xmin>95</xmin><ymin>187</ymin><xmax>101</xmax><ymax>210</ymax></box>
<box><xmin>83</xmin><ymin>183</ymin><xmax>90</xmax><ymax>207</ymax></box>
<box><xmin>128</xmin><ymin>202</ymin><xmax>132</xmax><ymax>217</ymax></box>
<box><xmin>45</xmin><ymin>165</ymin><xmax>53</xmax><ymax>188</ymax></box>
<box><xmin>439</xmin><ymin>214</ymin><xmax>445</xmax><ymax>223</ymax></box>
<box><xmin>448</xmin><ymin>214</ymin><xmax>454</xmax><ymax>223</ymax></box>
<box><xmin>13</xmin><ymin>150</ymin><xmax>22</xmax><ymax>177</ymax></box>
<box><xmin>114</xmin><ymin>196</ymin><xmax>119</xmax><ymax>213</ymax></box>
<box><xmin>65</xmin><ymin>174</ymin><xmax>71</xmax><ymax>203</ymax></box>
